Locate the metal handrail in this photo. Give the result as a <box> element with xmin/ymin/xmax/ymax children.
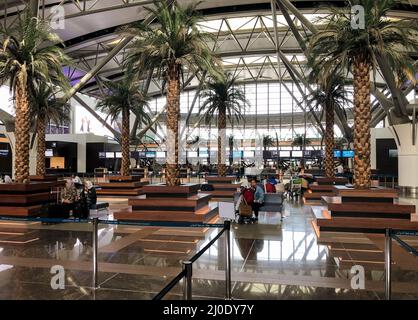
<box><xmin>152</xmin><ymin>220</ymin><xmax>232</xmax><ymax>301</ymax></box>
<box><xmin>0</xmin><ymin>215</ymin><xmax>228</xmax><ymax>292</ymax></box>
<box><xmin>385</xmin><ymin>228</ymin><xmax>418</xmax><ymax>300</ymax></box>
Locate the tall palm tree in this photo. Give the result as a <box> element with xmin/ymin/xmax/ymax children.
<box><xmin>199</xmin><ymin>73</ymin><xmax>249</xmax><ymax>176</ymax></box>
<box><xmin>305</xmin><ymin>71</ymin><xmax>349</xmax><ymax>178</ymax></box>
<box><xmin>292</xmin><ymin>134</ymin><xmax>312</xmax><ymax>150</ymax></box>
<box><xmin>96</xmin><ymin>78</ymin><xmax>150</xmax><ymax>176</ymax></box>
<box><xmin>292</xmin><ymin>134</ymin><xmax>312</xmax><ymax>169</ymax></box>
<box><xmin>0</xmin><ymin>9</ymin><xmax>70</xmax><ymax>183</ymax></box>
<box><xmin>31</xmin><ymin>83</ymin><xmax>70</xmax><ymax>176</ymax></box>
<box><xmin>124</xmin><ymin>0</ymin><xmax>220</xmax><ymax>186</ymax></box>
<box><xmin>262</xmin><ymin>134</ymin><xmax>275</xmax><ymax>166</ymax></box>
<box><xmin>263</xmin><ymin>135</ymin><xmax>275</xmax><ymax>152</ymax></box>
<box><xmin>307</xmin><ymin>0</ymin><xmax>418</xmax><ymax>189</ymax></box>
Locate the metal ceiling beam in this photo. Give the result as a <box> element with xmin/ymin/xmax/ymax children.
<box><xmin>276</xmin><ymin>0</ymin><xmax>307</xmax><ymax>54</ymax></box>
<box><xmin>65</xmin><ymin>36</ymin><xmax>133</xmax><ymax>101</ymax></box>
<box><xmin>273</xmin><ymin>1</ymin><xmax>353</xmax><ymax>138</ymax></box>
<box><xmin>137</xmin><ymin>107</ymin><xmax>167</xmax><ymax>139</ymax></box>
<box><xmin>277</xmin><ymin>0</ymin><xmax>318</xmax><ymax>34</ymax></box>
<box><xmin>271</xmin><ymin>2</ymin><xmax>324</xmax><ymax>134</ymax></box>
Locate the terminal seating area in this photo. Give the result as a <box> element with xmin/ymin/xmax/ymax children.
<box><xmin>204</xmin><ymin>176</ymin><xmax>241</xmax><ymax>200</ymax></box>
<box><xmin>311</xmin><ymin>186</ymin><xmax>418</xmax><ymax>238</ymax></box>
<box><xmin>234</xmin><ymin>191</ymin><xmax>285</xmax><ymax>221</ymax></box>
<box><xmin>304</xmin><ymin>177</ymin><xmax>349</xmax><ymax>202</ymax></box>
<box><xmin>114</xmin><ymin>183</ymin><xmax>218</xmax><ymax>222</ymax></box>
<box><xmin>96</xmin><ymin>175</ymin><xmax>149</xmax><ymax>197</ymax></box>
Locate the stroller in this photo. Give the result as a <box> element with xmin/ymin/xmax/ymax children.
<box><xmin>285</xmin><ymin>177</ymin><xmax>302</xmax><ymax>199</ymax></box>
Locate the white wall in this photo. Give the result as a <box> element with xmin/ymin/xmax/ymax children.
<box><xmin>46</xmin><ymin>133</ymin><xmax>118</xmax><ymax>173</ymax></box>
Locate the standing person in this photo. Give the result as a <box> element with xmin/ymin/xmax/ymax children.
<box><xmin>250</xmin><ymin>179</ymin><xmax>264</xmax><ymax>222</ymax></box>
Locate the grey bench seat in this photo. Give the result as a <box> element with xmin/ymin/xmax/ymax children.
<box><xmin>92</xmin><ymin>201</ymin><xmax>109</xmax><ymax>210</ymax></box>
<box><xmin>234</xmin><ymin>192</ymin><xmax>285</xmax><ymax>220</ymax></box>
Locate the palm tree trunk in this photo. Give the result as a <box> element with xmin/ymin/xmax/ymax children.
<box><xmin>166</xmin><ymin>62</ymin><xmax>180</xmax><ymax>186</ymax></box>
<box><xmin>229</xmin><ymin>137</ymin><xmax>233</xmax><ymax>166</ymax></box>
<box><xmin>325</xmin><ymin>101</ymin><xmax>335</xmax><ymax>178</ymax></box>
<box><xmin>121</xmin><ymin>107</ymin><xmax>130</xmax><ymax>176</ymax></box>
<box><xmin>36</xmin><ymin>113</ymin><xmax>47</xmax><ymax>176</ymax></box>
<box><xmin>217</xmin><ymin>106</ymin><xmax>227</xmax><ymax>176</ymax></box>
<box><xmin>353</xmin><ymin>54</ymin><xmax>372</xmax><ymax>189</ymax></box>
<box><xmin>14</xmin><ymin>76</ymin><xmax>30</xmax><ymax>183</ymax></box>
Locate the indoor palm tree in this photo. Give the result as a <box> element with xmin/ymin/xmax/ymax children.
<box><xmin>307</xmin><ymin>0</ymin><xmax>418</xmax><ymax>188</ymax></box>
<box><xmin>199</xmin><ymin>73</ymin><xmax>249</xmax><ymax>176</ymax></box>
<box><xmin>31</xmin><ymin>83</ymin><xmax>70</xmax><ymax>176</ymax></box>
<box><xmin>262</xmin><ymin>134</ymin><xmax>275</xmax><ymax>166</ymax></box>
<box><xmin>96</xmin><ymin>77</ymin><xmax>150</xmax><ymax>176</ymax></box>
<box><xmin>262</xmin><ymin>135</ymin><xmax>275</xmax><ymax>152</ymax></box>
<box><xmin>291</xmin><ymin>134</ymin><xmax>312</xmax><ymax>150</ymax></box>
<box><xmin>0</xmin><ymin>9</ymin><xmax>70</xmax><ymax>183</ymax></box>
<box><xmin>124</xmin><ymin>0</ymin><xmax>221</xmax><ymax>186</ymax></box>
<box><xmin>305</xmin><ymin>71</ymin><xmax>349</xmax><ymax>178</ymax></box>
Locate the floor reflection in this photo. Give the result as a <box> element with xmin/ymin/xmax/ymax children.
<box><xmin>0</xmin><ymin>196</ymin><xmax>417</xmax><ymax>300</ymax></box>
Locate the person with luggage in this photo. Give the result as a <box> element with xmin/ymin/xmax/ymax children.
<box><xmin>236</xmin><ymin>186</ymin><xmax>255</xmax><ymax>224</ymax></box>
<box><xmin>250</xmin><ymin>179</ymin><xmax>264</xmax><ymax>222</ymax></box>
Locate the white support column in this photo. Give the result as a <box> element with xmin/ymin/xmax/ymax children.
<box><xmin>77</xmin><ymin>135</ymin><xmax>87</xmax><ymax>173</ymax></box>
<box><xmin>29</xmin><ymin>133</ymin><xmax>37</xmax><ymax>175</ymax></box>
<box><xmin>390</xmin><ymin>124</ymin><xmax>418</xmax><ymax>196</ymax></box>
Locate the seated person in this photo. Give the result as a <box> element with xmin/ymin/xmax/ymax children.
<box><xmin>250</xmin><ymin>179</ymin><xmax>265</xmax><ymax>222</ymax></box>
<box><xmin>61</xmin><ymin>179</ymin><xmax>78</xmax><ymax>214</ymax></box>
<box><xmin>83</xmin><ymin>181</ymin><xmax>97</xmax><ymax>210</ymax></box>
<box><xmin>72</xmin><ymin>175</ymin><xmax>83</xmax><ymax>189</ymax></box>
<box><xmin>264</xmin><ymin>176</ymin><xmax>278</xmax><ymax>193</ymax></box>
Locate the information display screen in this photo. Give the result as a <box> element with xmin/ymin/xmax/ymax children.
<box><xmin>292</xmin><ymin>150</ymin><xmax>303</xmax><ymax>158</ymax></box>
<box><xmin>106</xmin><ymin>152</ymin><xmax>115</xmax><ymax>158</ymax></box>
<box><xmin>199</xmin><ymin>151</ymin><xmax>209</xmax><ymax>158</ymax></box>
<box><xmin>115</xmin><ymin>152</ymin><xmax>122</xmax><ymax>158</ymax></box>
<box><xmin>279</xmin><ymin>151</ymin><xmax>290</xmax><ymax>158</ymax></box>
<box><xmin>333</xmin><ymin>150</ymin><xmax>342</xmax><ymax>158</ymax></box>
<box><xmin>233</xmin><ymin>151</ymin><xmax>243</xmax><ymax>158</ymax></box>
<box><xmin>303</xmin><ymin>150</ymin><xmax>312</xmax><ymax>158</ymax></box>
<box><xmin>188</xmin><ymin>151</ymin><xmax>198</xmax><ymax>158</ymax></box>
<box><xmin>99</xmin><ymin>152</ymin><xmax>106</xmax><ymax>159</ymax></box>
<box><xmin>146</xmin><ymin>152</ymin><xmax>156</xmax><ymax>158</ymax></box>
<box><xmin>45</xmin><ymin>149</ymin><xmax>53</xmax><ymax>157</ymax></box>
<box><xmin>389</xmin><ymin>149</ymin><xmax>398</xmax><ymax>158</ymax></box>
<box><xmin>342</xmin><ymin>150</ymin><xmax>355</xmax><ymax>158</ymax></box>
<box><xmin>243</xmin><ymin>151</ymin><xmax>254</xmax><ymax>158</ymax></box>
<box><xmin>156</xmin><ymin>151</ymin><xmax>166</xmax><ymax>158</ymax></box>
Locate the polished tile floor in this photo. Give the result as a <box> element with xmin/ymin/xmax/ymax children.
<box><xmin>0</xmin><ymin>195</ymin><xmax>417</xmax><ymax>300</ymax></box>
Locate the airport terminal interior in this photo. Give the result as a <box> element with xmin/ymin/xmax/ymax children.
<box><xmin>0</xmin><ymin>0</ymin><xmax>417</xmax><ymax>300</ymax></box>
